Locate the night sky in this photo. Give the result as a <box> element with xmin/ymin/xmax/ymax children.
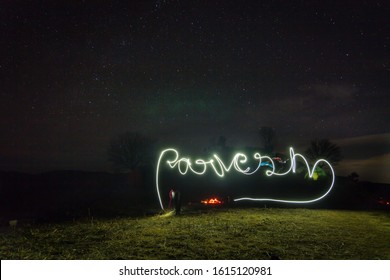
<box><xmin>1</xmin><ymin>1</ymin><xmax>389</xmax><ymax>183</ymax></box>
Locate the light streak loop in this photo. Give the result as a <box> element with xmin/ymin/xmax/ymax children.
<box><xmin>155</xmin><ymin>147</ymin><xmax>335</xmax><ymax>210</ymax></box>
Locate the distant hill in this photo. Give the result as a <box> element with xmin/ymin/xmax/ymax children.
<box><xmin>0</xmin><ymin>170</ymin><xmax>155</xmax><ymax>225</ymax></box>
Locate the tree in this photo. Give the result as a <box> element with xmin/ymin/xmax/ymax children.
<box><xmin>305</xmin><ymin>138</ymin><xmax>342</xmax><ymax>166</ymax></box>
<box><xmin>108</xmin><ymin>132</ymin><xmax>155</xmax><ymax>172</ymax></box>
<box><xmin>259</xmin><ymin>127</ymin><xmax>276</xmax><ymax>154</ymax></box>
<box><xmin>348</xmin><ymin>172</ymin><xmax>359</xmax><ymax>183</ymax></box>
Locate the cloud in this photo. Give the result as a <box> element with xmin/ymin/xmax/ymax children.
<box><xmin>248</xmin><ymin>82</ymin><xmax>359</xmax><ymax>119</ymax></box>
<box><xmin>334</xmin><ymin>133</ymin><xmax>390</xmax><ymax>159</ymax></box>
<box><xmin>299</xmin><ymin>83</ymin><xmax>358</xmax><ymax>100</ymax></box>
<box><xmin>335</xmin><ymin>153</ymin><xmax>390</xmax><ymax>184</ymax></box>
<box><xmin>333</xmin><ymin>133</ymin><xmax>390</xmax><ymax>183</ymax></box>
<box><xmin>246</xmin><ymin>82</ymin><xmax>389</xmax><ymax>142</ymax></box>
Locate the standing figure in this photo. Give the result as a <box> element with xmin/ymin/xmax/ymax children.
<box><xmin>168</xmin><ymin>188</ymin><xmax>175</xmax><ymax>209</ymax></box>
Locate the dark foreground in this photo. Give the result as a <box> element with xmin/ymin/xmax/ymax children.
<box><xmin>1</xmin><ymin>208</ymin><xmax>389</xmax><ymax>260</ymax></box>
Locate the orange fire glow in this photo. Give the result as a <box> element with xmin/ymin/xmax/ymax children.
<box><xmin>201</xmin><ymin>197</ymin><xmax>223</xmax><ymax>205</ymax></box>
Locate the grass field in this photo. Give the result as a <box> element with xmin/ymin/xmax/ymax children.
<box><xmin>1</xmin><ymin>208</ymin><xmax>389</xmax><ymax>260</ymax></box>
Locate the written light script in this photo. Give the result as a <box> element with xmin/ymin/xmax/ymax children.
<box><xmin>156</xmin><ymin>147</ymin><xmax>335</xmax><ymax>210</ymax></box>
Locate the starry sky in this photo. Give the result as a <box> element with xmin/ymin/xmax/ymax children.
<box><xmin>0</xmin><ymin>1</ymin><xmax>389</xmax><ymax>182</ymax></box>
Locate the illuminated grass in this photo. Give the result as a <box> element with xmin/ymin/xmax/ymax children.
<box><xmin>0</xmin><ymin>208</ymin><xmax>389</xmax><ymax>259</ymax></box>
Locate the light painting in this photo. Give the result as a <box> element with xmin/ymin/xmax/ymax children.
<box><xmin>156</xmin><ymin>147</ymin><xmax>335</xmax><ymax>210</ymax></box>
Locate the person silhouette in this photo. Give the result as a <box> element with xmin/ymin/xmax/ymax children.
<box><xmin>168</xmin><ymin>188</ymin><xmax>175</xmax><ymax>209</ymax></box>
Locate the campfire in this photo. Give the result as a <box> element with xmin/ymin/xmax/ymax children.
<box><xmin>201</xmin><ymin>197</ymin><xmax>223</xmax><ymax>205</ymax></box>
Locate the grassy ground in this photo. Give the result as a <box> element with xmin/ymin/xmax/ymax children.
<box><xmin>0</xmin><ymin>208</ymin><xmax>389</xmax><ymax>260</ymax></box>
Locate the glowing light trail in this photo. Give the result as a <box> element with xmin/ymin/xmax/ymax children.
<box><xmin>156</xmin><ymin>147</ymin><xmax>335</xmax><ymax>210</ymax></box>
